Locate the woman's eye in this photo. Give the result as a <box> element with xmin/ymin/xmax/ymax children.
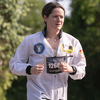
<box><xmin>53</xmin><ymin>16</ymin><xmax>64</xmax><ymax>18</ymax></box>
<box><xmin>60</xmin><ymin>16</ymin><xmax>64</xmax><ymax>18</ymax></box>
<box><xmin>54</xmin><ymin>16</ymin><xmax>57</xmax><ymax>18</ymax></box>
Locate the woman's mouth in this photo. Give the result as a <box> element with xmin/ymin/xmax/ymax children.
<box><xmin>56</xmin><ymin>24</ymin><xmax>61</xmax><ymax>25</ymax></box>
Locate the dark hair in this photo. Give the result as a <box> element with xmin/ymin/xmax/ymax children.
<box><xmin>42</xmin><ymin>2</ymin><xmax>65</xmax><ymax>24</ymax></box>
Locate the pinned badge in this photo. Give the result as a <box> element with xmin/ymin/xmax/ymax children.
<box><xmin>62</xmin><ymin>44</ymin><xmax>68</xmax><ymax>52</ymax></box>
<box><xmin>80</xmin><ymin>50</ymin><xmax>85</xmax><ymax>59</ymax></box>
<box><xmin>12</xmin><ymin>51</ymin><xmax>16</xmax><ymax>58</ymax></box>
<box><xmin>34</xmin><ymin>43</ymin><xmax>45</xmax><ymax>54</ymax></box>
<box><xmin>62</xmin><ymin>44</ymin><xmax>73</xmax><ymax>54</ymax></box>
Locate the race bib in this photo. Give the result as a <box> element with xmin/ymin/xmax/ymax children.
<box><xmin>46</xmin><ymin>56</ymin><xmax>67</xmax><ymax>74</ymax></box>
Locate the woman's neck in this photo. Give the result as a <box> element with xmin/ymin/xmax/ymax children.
<box><xmin>46</xmin><ymin>28</ymin><xmax>60</xmax><ymax>39</ymax></box>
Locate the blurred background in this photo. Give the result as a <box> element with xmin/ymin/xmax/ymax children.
<box><xmin>0</xmin><ymin>0</ymin><xmax>100</xmax><ymax>100</ymax></box>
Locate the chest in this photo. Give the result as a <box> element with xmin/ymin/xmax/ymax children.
<box><xmin>46</xmin><ymin>39</ymin><xmax>60</xmax><ymax>49</ymax></box>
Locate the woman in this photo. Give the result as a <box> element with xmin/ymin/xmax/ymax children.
<box><xmin>9</xmin><ymin>2</ymin><xmax>86</xmax><ymax>100</ymax></box>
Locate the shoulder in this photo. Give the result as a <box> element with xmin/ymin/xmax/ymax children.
<box><xmin>21</xmin><ymin>31</ymin><xmax>43</xmax><ymax>45</ymax></box>
<box><xmin>63</xmin><ymin>32</ymin><xmax>78</xmax><ymax>40</ymax></box>
<box><xmin>25</xmin><ymin>31</ymin><xmax>42</xmax><ymax>40</ymax></box>
<box><xmin>62</xmin><ymin>32</ymin><xmax>79</xmax><ymax>42</ymax></box>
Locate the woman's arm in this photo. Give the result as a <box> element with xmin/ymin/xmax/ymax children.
<box><xmin>9</xmin><ymin>37</ymin><xmax>31</xmax><ymax>76</ymax></box>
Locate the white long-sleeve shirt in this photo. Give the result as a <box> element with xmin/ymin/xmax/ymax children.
<box><xmin>9</xmin><ymin>30</ymin><xmax>86</xmax><ymax>100</ymax></box>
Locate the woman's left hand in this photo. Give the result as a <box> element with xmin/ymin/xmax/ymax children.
<box><xmin>59</xmin><ymin>62</ymin><xmax>73</xmax><ymax>73</ymax></box>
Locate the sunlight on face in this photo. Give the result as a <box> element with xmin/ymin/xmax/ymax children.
<box><xmin>44</xmin><ymin>8</ymin><xmax>65</xmax><ymax>31</ymax></box>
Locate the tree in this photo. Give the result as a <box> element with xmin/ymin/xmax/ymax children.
<box><xmin>20</xmin><ymin>0</ymin><xmax>46</xmax><ymax>34</ymax></box>
<box><xmin>4</xmin><ymin>0</ymin><xmax>45</xmax><ymax>100</ymax></box>
<box><xmin>63</xmin><ymin>0</ymin><xmax>100</xmax><ymax>100</ymax></box>
<box><xmin>0</xmin><ymin>0</ymin><xmax>31</xmax><ymax>99</ymax></box>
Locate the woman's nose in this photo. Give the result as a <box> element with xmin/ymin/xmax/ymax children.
<box><xmin>57</xmin><ymin>17</ymin><xmax>61</xmax><ymax>21</ymax></box>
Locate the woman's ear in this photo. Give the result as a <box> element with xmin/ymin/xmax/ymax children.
<box><xmin>43</xmin><ymin>15</ymin><xmax>47</xmax><ymax>22</ymax></box>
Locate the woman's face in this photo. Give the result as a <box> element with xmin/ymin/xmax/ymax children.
<box><xmin>44</xmin><ymin>8</ymin><xmax>64</xmax><ymax>31</ymax></box>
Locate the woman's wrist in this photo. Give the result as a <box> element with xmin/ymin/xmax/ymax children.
<box><xmin>69</xmin><ymin>66</ymin><xmax>77</xmax><ymax>75</ymax></box>
<box><xmin>26</xmin><ymin>65</ymin><xmax>32</xmax><ymax>75</ymax></box>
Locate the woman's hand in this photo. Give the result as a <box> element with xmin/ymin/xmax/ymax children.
<box><xmin>59</xmin><ymin>62</ymin><xmax>73</xmax><ymax>73</ymax></box>
<box><xmin>30</xmin><ymin>64</ymin><xmax>44</xmax><ymax>75</ymax></box>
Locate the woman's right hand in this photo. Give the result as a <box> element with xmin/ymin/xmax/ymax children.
<box><xmin>30</xmin><ymin>64</ymin><xmax>44</xmax><ymax>75</ymax></box>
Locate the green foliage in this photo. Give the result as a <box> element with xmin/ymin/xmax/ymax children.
<box><xmin>0</xmin><ymin>0</ymin><xmax>45</xmax><ymax>100</ymax></box>
<box><xmin>20</xmin><ymin>0</ymin><xmax>45</xmax><ymax>33</ymax></box>
<box><xmin>0</xmin><ymin>0</ymin><xmax>31</xmax><ymax>99</ymax></box>
<box><xmin>6</xmin><ymin>76</ymin><xmax>27</xmax><ymax>100</ymax></box>
<box><xmin>63</xmin><ymin>0</ymin><xmax>100</xmax><ymax>100</ymax></box>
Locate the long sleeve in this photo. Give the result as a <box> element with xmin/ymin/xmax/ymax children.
<box><xmin>69</xmin><ymin>40</ymin><xmax>86</xmax><ymax>80</ymax></box>
<box><xmin>9</xmin><ymin>37</ymin><xmax>31</xmax><ymax>76</ymax></box>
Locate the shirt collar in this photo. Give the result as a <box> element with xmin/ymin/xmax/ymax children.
<box><xmin>42</xmin><ymin>27</ymin><xmax>63</xmax><ymax>39</ymax></box>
